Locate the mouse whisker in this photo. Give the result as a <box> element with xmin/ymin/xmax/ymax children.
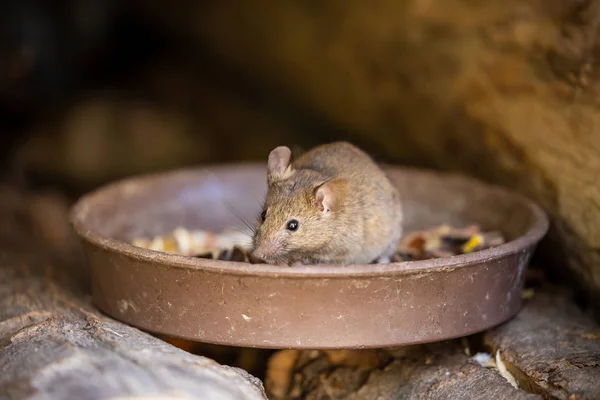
<box><xmin>229</xmin><ymin>224</ymin><xmax>255</xmax><ymax>238</ymax></box>
<box><xmin>224</xmin><ymin>203</ymin><xmax>257</xmax><ymax>237</ymax></box>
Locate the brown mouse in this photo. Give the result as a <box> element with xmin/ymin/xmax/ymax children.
<box><xmin>251</xmin><ymin>141</ymin><xmax>403</xmax><ymax>266</ymax></box>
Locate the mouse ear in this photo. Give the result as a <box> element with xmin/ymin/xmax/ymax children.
<box><xmin>267</xmin><ymin>146</ymin><xmax>293</xmax><ymax>181</ymax></box>
<box><xmin>314</xmin><ymin>178</ymin><xmax>349</xmax><ymax>213</ymax></box>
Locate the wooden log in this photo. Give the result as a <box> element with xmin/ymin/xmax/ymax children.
<box><xmin>485</xmin><ymin>290</ymin><xmax>600</xmax><ymax>399</ymax></box>
<box><xmin>0</xmin><ymin>186</ymin><xmax>267</xmax><ymax>400</ymax></box>
<box><xmin>132</xmin><ymin>0</ymin><xmax>600</xmax><ymax>317</ymax></box>
<box><xmin>2</xmin><ymin>156</ymin><xmax>598</xmax><ymax>399</ymax></box>
<box><xmin>263</xmin><ymin>286</ymin><xmax>600</xmax><ymax>400</ymax></box>
<box><xmin>265</xmin><ymin>345</ymin><xmax>543</xmax><ymax>400</ymax></box>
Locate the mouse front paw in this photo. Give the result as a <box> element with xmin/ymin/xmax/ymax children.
<box><xmin>289</xmin><ymin>260</ymin><xmax>306</xmax><ymax>267</ymax></box>
<box><xmin>374</xmin><ymin>256</ymin><xmax>392</xmax><ymax>264</ymax></box>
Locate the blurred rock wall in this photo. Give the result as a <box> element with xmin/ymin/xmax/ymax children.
<box><xmin>133</xmin><ymin>0</ymin><xmax>600</xmax><ymax>316</ymax></box>
<box><xmin>2</xmin><ymin>0</ymin><xmax>600</xmax><ymax>315</ymax></box>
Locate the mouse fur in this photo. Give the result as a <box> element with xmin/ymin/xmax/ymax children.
<box><xmin>251</xmin><ymin>141</ymin><xmax>403</xmax><ymax>266</ymax></box>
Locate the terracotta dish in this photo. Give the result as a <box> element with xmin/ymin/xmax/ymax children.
<box><xmin>70</xmin><ymin>164</ymin><xmax>548</xmax><ymax>349</ymax></box>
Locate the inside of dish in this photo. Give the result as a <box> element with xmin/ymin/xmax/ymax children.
<box><xmin>78</xmin><ymin>166</ymin><xmax>537</xmax><ymax>264</ymax></box>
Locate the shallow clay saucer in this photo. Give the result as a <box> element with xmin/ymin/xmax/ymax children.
<box><xmin>70</xmin><ymin>164</ymin><xmax>548</xmax><ymax>349</ymax></box>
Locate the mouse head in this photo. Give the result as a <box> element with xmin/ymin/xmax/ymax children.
<box><xmin>251</xmin><ymin>146</ymin><xmax>349</xmax><ymax>265</ymax></box>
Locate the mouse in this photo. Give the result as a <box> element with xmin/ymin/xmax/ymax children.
<box><xmin>251</xmin><ymin>141</ymin><xmax>403</xmax><ymax>266</ymax></box>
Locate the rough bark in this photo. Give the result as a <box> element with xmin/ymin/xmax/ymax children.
<box><xmin>485</xmin><ymin>290</ymin><xmax>600</xmax><ymax>399</ymax></box>
<box><xmin>2</xmin><ymin>158</ymin><xmax>599</xmax><ymax>399</ymax></box>
<box><xmin>265</xmin><ymin>344</ymin><xmax>541</xmax><ymax>400</ymax></box>
<box><xmin>263</xmin><ymin>287</ymin><xmax>600</xmax><ymax>400</ymax></box>
<box><xmin>0</xmin><ymin>185</ymin><xmax>267</xmax><ymax>400</ymax></box>
<box><xmin>132</xmin><ymin>0</ymin><xmax>600</xmax><ymax>316</ymax></box>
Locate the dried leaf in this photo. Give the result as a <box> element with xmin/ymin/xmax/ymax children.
<box><xmin>495</xmin><ymin>350</ymin><xmax>518</xmax><ymax>388</ymax></box>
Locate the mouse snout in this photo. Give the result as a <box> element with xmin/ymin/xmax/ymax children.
<box><xmin>252</xmin><ymin>240</ymin><xmax>280</xmax><ymax>260</ymax></box>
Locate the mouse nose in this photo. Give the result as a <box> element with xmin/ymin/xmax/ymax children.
<box><xmin>253</xmin><ymin>241</ymin><xmax>278</xmax><ymax>259</ymax></box>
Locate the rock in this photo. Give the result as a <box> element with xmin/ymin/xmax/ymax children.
<box><xmin>133</xmin><ymin>0</ymin><xmax>600</xmax><ymax>317</ymax></box>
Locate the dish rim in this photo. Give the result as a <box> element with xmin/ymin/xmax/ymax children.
<box><xmin>69</xmin><ymin>163</ymin><xmax>549</xmax><ymax>279</ymax></box>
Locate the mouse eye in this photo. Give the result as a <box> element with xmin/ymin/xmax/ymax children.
<box><xmin>260</xmin><ymin>210</ymin><xmax>267</xmax><ymax>222</ymax></box>
<box><xmin>286</xmin><ymin>219</ymin><xmax>299</xmax><ymax>232</ymax></box>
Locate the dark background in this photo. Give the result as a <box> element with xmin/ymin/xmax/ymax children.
<box><xmin>0</xmin><ymin>0</ymin><xmax>385</xmax><ymax>198</ymax></box>
<box><xmin>1</xmin><ymin>0</ymin><xmax>599</xmax><ymax>317</ymax></box>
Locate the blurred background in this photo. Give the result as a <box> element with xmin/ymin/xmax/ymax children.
<box><xmin>0</xmin><ymin>0</ymin><xmax>383</xmax><ymax>196</ymax></box>
<box><xmin>1</xmin><ymin>0</ymin><xmax>599</xmax><ymax>316</ymax></box>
